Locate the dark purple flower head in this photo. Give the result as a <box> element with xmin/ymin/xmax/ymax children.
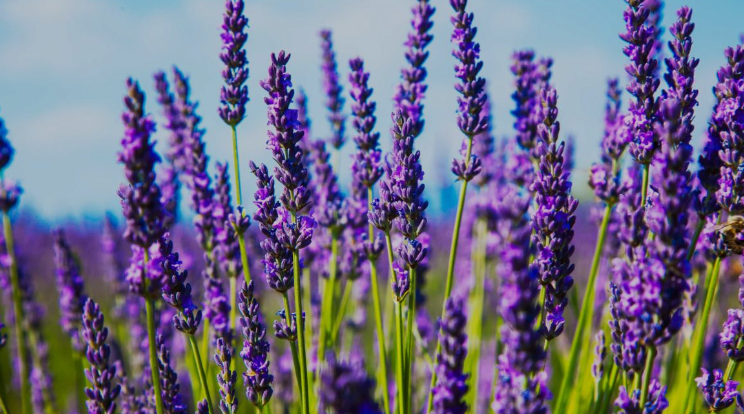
<box><xmin>118</xmin><ymin>78</ymin><xmax>166</xmax><ymax>248</ymax></box>
<box><xmin>620</xmin><ymin>0</ymin><xmax>662</xmax><ymax>165</ymax></box>
<box><xmin>0</xmin><ymin>179</ymin><xmax>21</xmax><ymax>213</ymax></box>
<box><xmin>250</xmin><ymin>161</ymin><xmax>294</xmax><ymax>294</ymax></box>
<box><xmin>82</xmin><ymin>298</ymin><xmax>121</xmax><ymax>414</ymax></box>
<box><xmin>197</xmin><ymin>400</ymin><xmax>209</xmax><ymax>414</ymax></box>
<box><xmin>698</xmin><ymin>45</ymin><xmax>744</xmax><ymax>218</ymax></box>
<box><xmin>309</xmin><ymin>138</ymin><xmax>344</xmax><ymax>233</ymax></box>
<box><xmin>450</xmin><ymin>0</ymin><xmax>487</xmax><ymax>182</ymax></box>
<box><xmin>389</xmin><ymin>110</ymin><xmax>428</xmax><ymax>240</ymax></box>
<box><xmin>219</xmin><ymin>0</ymin><xmax>249</xmax><ymax>126</ymax></box>
<box><xmin>158</xmin><ymin>164</ymin><xmax>179</xmax><ymax>230</ymax></box>
<box><xmin>590</xmin><ymin>79</ymin><xmax>627</xmax><ymax>205</ymax></box>
<box><xmin>214</xmin><ymin>162</ymin><xmax>244</xmax><ymax>279</ymax></box>
<box><xmin>393</xmin><ymin>0</ymin><xmax>435</xmax><ymax>139</ymax></box>
<box><xmin>203</xmin><ymin>257</ymin><xmax>232</xmax><ymax>343</ymax></box>
<box><xmin>593</xmin><ymin>331</ymin><xmax>607</xmax><ymax>382</ymax></box>
<box><xmin>663</xmin><ymin>7</ymin><xmax>699</xmax><ymax>129</ymax></box>
<box><xmin>157</xmin><ymin>235</ymin><xmax>202</xmax><ymax>335</ymax></box>
<box><xmin>721</xmin><ymin>308</ymin><xmax>744</xmax><ymax>362</ymax></box>
<box><xmin>239</xmin><ymin>281</ymin><xmax>274</xmax><ymax>408</ymax></box>
<box><xmin>0</xmin><ymin>112</ymin><xmax>15</xmax><ymax>172</ymax></box>
<box><xmin>391</xmin><ymin>262</ymin><xmax>410</xmax><ymax>302</ymax></box>
<box><xmin>349</xmin><ymin>57</ymin><xmax>383</xmax><ymax>192</ymax></box>
<box><xmin>53</xmin><ymin>229</ymin><xmax>88</xmax><ymax>350</ymax></box>
<box><xmin>156</xmin><ymin>334</ymin><xmax>187</xmax><ymax>414</ymax></box>
<box><xmin>433</xmin><ymin>297</ymin><xmax>469</xmax><ymax>414</ymax></box>
<box><xmin>471</xmin><ymin>96</ymin><xmax>495</xmax><ymax>188</ymax></box>
<box><xmin>510</xmin><ymin>50</ymin><xmax>541</xmax><ymax>156</ymax></box>
<box><xmin>696</xmin><ymin>369</ymin><xmax>740</xmax><ymax>412</ymax></box>
<box><xmin>154</xmin><ymin>70</ymin><xmax>188</xmax><ymax>173</ymax></box>
<box><xmin>615</xmin><ymin>380</ymin><xmax>668</xmax><ymax>414</ymax></box>
<box><xmin>0</xmin><ymin>320</ymin><xmax>6</xmax><ymax>349</ymax></box>
<box><xmin>215</xmin><ymin>337</ymin><xmax>238</xmax><ymax>414</ymax></box>
<box><xmin>319</xmin><ymin>353</ymin><xmax>382</xmax><ymax>414</ymax></box>
<box><xmin>320</xmin><ymin>29</ymin><xmax>346</xmax><ymax>150</ymax></box>
<box><xmin>530</xmin><ymin>86</ymin><xmax>578</xmax><ymax>341</ymax></box>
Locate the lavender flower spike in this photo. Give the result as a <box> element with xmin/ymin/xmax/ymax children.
<box><xmin>320</xmin><ymin>29</ymin><xmax>346</xmax><ymax>150</ymax></box>
<box><xmin>450</xmin><ymin>0</ymin><xmax>486</xmax><ymax>183</ymax></box>
<box><xmin>219</xmin><ymin>0</ymin><xmax>249</xmax><ymax>126</ymax></box>
<box><xmin>118</xmin><ymin>78</ymin><xmax>165</xmax><ymax>249</ymax></box>
<box><xmin>0</xmin><ymin>111</ymin><xmax>14</xmax><ymax>172</ymax></box>
<box><xmin>696</xmin><ymin>369</ymin><xmax>740</xmax><ymax>412</ymax></box>
<box><xmin>616</xmin><ymin>380</ymin><xmax>668</xmax><ymax>414</ymax></box>
<box><xmin>158</xmin><ymin>235</ymin><xmax>203</xmax><ymax>336</ymax></box>
<box><xmin>621</xmin><ymin>0</ymin><xmax>662</xmax><ymax>165</ymax></box>
<box><xmin>238</xmin><ymin>281</ymin><xmax>274</xmax><ymax>408</ymax></box>
<box><xmin>432</xmin><ymin>297</ymin><xmax>469</xmax><ymax>414</ymax></box>
<box><xmin>531</xmin><ymin>85</ymin><xmax>578</xmax><ymax>341</ymax></box>
<box><xmin>319</xmin><ymin>353</ymin><xmax>382</xmax><ymax>414</ymax></box>
<box><xmin>53</xmin><ymin>229</ymin><xmax>88</xmax><ymax>351</ymax></box>
<box><xmin>393</xmin><ymin>0</ymin><xmax>435</xmax><ymax>139</ymax></box>
<box><xmin>82</xmin><ymin>298</ymin><xmax>122</xmax><ymax>414</ymax></box>
<box><xmin>349</xmin><ymin>57</ymin><xmax>383</xmax><ymax>193</ymax></box>
<box><xmin>215</xmin><ymin>337</ymin><xmax>238</xmax><ymax>414</ymax></box>
<box><xmin>156</xmin><ymin>334</ymin><xmax>187</xmax><ymax>414</ymax></box>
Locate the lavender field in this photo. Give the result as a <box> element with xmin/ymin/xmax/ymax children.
<box><xmin>1</xmin><ymin>0</ymin><xmax>744</xmax><ymax>413</ymax></box>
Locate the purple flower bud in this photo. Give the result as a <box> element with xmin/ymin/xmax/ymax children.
<box><xmin>219</xmin><ymin>0</ymin><xmax>249</xmax><ymax>126</ymax></box>
<box><xmin>53</xmin><ymin>229</ymin><xmax>88</xmax><ymax>351</ymax></box>
<box><xmin>0</xmin><ymin>113</ymin><xmax>14</xmax><ymax>172</ymax></box>
<box><xmin>0</xmin><ymin>179</ymin><xmax>21</xmax><ymax>213</ymax></box>
<box><xmin>349</xmin><ymin>57</ymin><xmax>383</xmax><ymax>193</ymax></box>
<box><xmin>215</xmin><ymin>337</ymin><xmax>238</xmax><ymax>414</ymax></box>
<box><xmin>156</xmin><ymin>334</ymin><xmax>187</xmax><ymax>414</ymax></box>
<box><xmin>615</xmin><ymin>380</ymin><xmax>668</xmax><ymax>414</ymax></box>
<box><xmin>214</xmin><ymin>162</ymin><xmax>244</xmax><ymax>279</ymax></box>
<box><xmin>696</xmin><ymin>368</ymin><xmax>740</xmax><ymax>412</ymax></box>
<box><xmin>393</xmin><ymin>0</ymin><xmax>434</xmax><ymax>139</ymax></box>
<box><xmin>117</xmin><ymin>78</ymin><xmax>166</xmax><ymax>248</ymax></box>
<box><xmin>239</xmin><ymin>281</ymin><xmax>274</xmax><ymax>408</ymax></box>
<box><xmin>593</xmin><ymin>331</ymin><xmax>607</xmax><ymax>382</ymax></box>
<box><xmin>320</xmin><ymin>30</ymin><xmax>346</xmax><ymax>150</ymax></box>
<box><xmin>82</xmin><ymin>298</ymin><xmax>122</xmax><ymax>414</ymax></box>
<box><xmin>432</xmin><ymin>297</ymin><xmax>469</xmax><ymax>414</ymax></box>
<box><xmin>319</xmin><ymin>353</ymin><xmax>382</xmax><ymax>414</ymax></box>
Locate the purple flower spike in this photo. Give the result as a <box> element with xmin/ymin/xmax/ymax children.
<box><xmin>530</xmin><ymin>86</ymin><xmax>578</xmax><ymax>341</ymax></box>
<box><xmin>391</xmin><ymin>263</ymin><xmax>410</xmax><ymax>302</ymax></box>
<box><xmin>696</xmin><ymin>369</ymin><xmax>740</xmax><ymax>412</ymax></box>
<box><xmin>215</xmin><ymin>337</ymin><xmax>238</xmax><ymax>414</ymax></box>
<box><xmin>615</xmin><ymin>380</ymin><xmax>668</xmax><ymax>414</ymax></box>
<box><xmin>239</xmin><ymin>281</ymin><xmax>274</xmax><ymax>408</ymax></box>
<box><xmin>197</xmin><ymin>400</ymin><xmax>209</xmax><ymax>414</ymax></box>
<box><xmin>319</xmin><ymin>353</ymin><xmax>382</xmax><ymax>414</ymax></box>
<box><xmin>53</xmin><ymin>229</ymin><xmax>88</xmax><ymax>351</ymax></box>
<box><xmin>156</xmin><ymin>334</ymin><xmax>187</xmax><ymax>414</ymax></box>
<box><xmin>0</xmin><ymin>112</ymin><xmax>15</xmax><ymax>172</ymax></box>
<box><xmin>154</xmin><ymin>70</ymin><xmax>188</xmax><ymax>173</ymax></box>
<box><xmin>118</xmin><ymin>78</ymin><xmax>166</xmax><ymax>248</ymax></box>
<box><xmin>450</xmin><ymin>0</ymin><xmax>487</xmax><ymax>182</ymax></box>
<box><xmin>349</xmin><ymin>57</ymin><xmax>383</xmax><ymax>193</ymax></box>
<box><xmin>203</xmin><ymin>258</ymin><xmax>232</xmax><ymax>343</ymax></box>
<box><xmin>698</xmin><ymin>45</ymin><xmax>744</xmax><ymax>218</ymax></box>
<box><xmin>433</xmin><ymin>297</ymin><xmax>469</xmax><ymax>414</ymax></box>
<box><xmin>589</xmin><ymin>79</ymin><xmax>628</xmax><ymax>205</ymax></box>
<box><xmin>82</xmin><ymin>298</ymin><xmax>122</xmax><ymax>414</ymax></box>
<box><xmin>511</xmin><ymin>50</ymin><xmax>540</xmax><ymax>158</ymax></box>
<box><xmin>158</xmin><ymin>235</ymin><xmax>203</xmax><ymax>336</ymax></box>
<box><xmin>320</xmin><ymin>30</ymin><xmax>346</xmax><ymax>150</ymax></box>
<box><xmin>219</xmin><ymin>0</ymin><xmax>249</xmax><ymax>126</ymax></box>
<box><xmin>309</xmin><ymin>139</ymin><xmax>344</xmax><ymax>234</ymax></box>
<box><xmin>393</xmin><ymin>0</ymin><xmax>435</xmax><ymax>139</ymax></box>
<box><xmin>593</xmin><ymin>331</ymin><xmax>607</xmax><ymax>382</ymax></box>
<box><xmin>620</xmin><ymin>0</ymin><xmax>662</xmax><ymax>165</ymax></box>
<box><xmin>721</xmin><ymin>308</ymin><xmax>744</xmax><ymax>362</ymax></box>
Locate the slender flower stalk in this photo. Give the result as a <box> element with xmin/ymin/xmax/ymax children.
<box><xmin>430</xmin><ymin>1</ymin><xmax>486</xmax><ymax>410</ymax></box>
<box><xmin>259</xmin><ymin>51</ymin><xmax>315</xmax><ymax>414</ymax></box>
<box><xmin>348</xmin><ymin>56</ymin><xmax>389</xmax><ymax>413</ymax></box>
<box><xmin>118</xmin><ymin>78</ymin><xmax>168</xmax><ymax>414</ymax></box>
<box><xmin>81</xmin><ymin>298</ymin><xmax>122</xmax><ymax>414</ymax></box>
<box><xmin>554</xmin><ymin>79</ymin><xmax>629</xmax><ymax>414</ymax></box>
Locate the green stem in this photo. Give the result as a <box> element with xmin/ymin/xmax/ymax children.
<box><xmin>290</xmin><ymin>211</ymin><xmax>310</xmax><ymax>414</ymax></box>
<box><xmin>0</xmin><ymin>388</ymin><xmax>6</xmax><ymax>414</ymax></box>
<box><xmin>330</xmin><ymin>281</ymin><xmax>353</xmax><ymax>343</ymax></box>
<box><xmin>188</xmin><ymin>334</ymin><xmax>214</xmax><ymax>414</ymax></box>
<box><xmin>72</xmin><ymin>348</ymin><xmax>86</xmax><ymax>414</ymax></box>
<box><xmin>641</xmin><ymin>163</ymin><xmax>650</xmax><ymax>208</ymax></box>
<box><xmin>230</xmin><ymin>125</ymin><xmax>243</xmax><ymax>205</ymax></box>
<box><xmin>595</xmin><ymin>364</ymin><xmax>620</xmax><ymax>414</ymax></box>
<box><xmin>145</xmin><ymin>297</ymin><xmax>165</xmax><ymax>414</ymax></box>
<box><xmin>317</xmin><ymin>235</ymin><xmax>339</xmax><ymax>369</ymax></box>
<box><xmin>3</xmin><ymin>212</ymin><xmax>31</xmax><ymax>414</ymax></box>
<box><xmin>724</xmin><ymin>359</ymin><xmax>739</xmax><ymax>382</ymax></box>
<box><xmin>683</xmin><ymin>256</ymin><xmax>722</xmax><ymax>414</ymax></box>
<box><xmin>554</xmin><ymin>204</ymin><xmax>613</xmax><ymax>414</ymax></box>
<box><xmin>281</xmin><ymin>293</ymin><xmax>302</xmax><ymax>389</ymax></box>
<box><xmin>639</xmin><ymin>346</ymin><xmax>657</xmax><ymax>408</ymax></box>
<box><xmin>395</xmin><ymin>300</ymin><xmax>406</xmax><ymax>414</ymax></box>
<box><xmin>368</xmin><ymin>190</ymin><xmax>391</xmax><ymax>414</ymax></box>
<box><xmin>201</xmin><ymin>319</ymin><xmax>211</xmax><ymax>370</ymax></box>
<box><xmin>427</xmin><ymin>138</ymin><xmax>473</xmax><ymax>414</ymax></box>
<box><xmin>687</xmin><ymin>219</ymin><xmax>705</xmax><ymax>261</ymax></box>
<box><xmin>464</xmin><ymin>217</ymin><xmax>488</xmax><ymax>410</ymax></box>
<box><xmin>405</xmin><ymin>266</ymin><xmax>417</xmax><ymax>398</ymax></box>
<box><xmin>302</xmin><ymin>267</ymin><xmax>314</xmax><ymax>371</ymax></box>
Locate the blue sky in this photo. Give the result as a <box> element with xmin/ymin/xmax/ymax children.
<box><xmin>0</xmin><ymin>0</ymin><xmax>742</xmax><ymax>220</ymax></box>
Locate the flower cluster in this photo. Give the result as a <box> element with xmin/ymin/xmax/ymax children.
<box><xmin>696</xmin><ymin>369</ymin><xmax>741</xmax><ymax>412</ymax></box>
<box><xmin>157</xmin><ymin>235</ymin><xmax>203</xmax><ymax>335</ymax></box>
<box><xmin>530</xmin><ymin>86</ymin><xmax>578</xmax><ymax>341</ymax></box>
<box><xmin>214</xmin><ymin>162</ymin><xmax>243</xmax><ymax>279</ymax></box>
<box><xmin>156</xmin><ymin>334</ymin><xmax>187</xmax><ymax>414</ymax></box>
<box><xmin>393</xmin><ymin>0</ymin><xmax>435</xmax><ymax>139</ymax></box>
<box><xmin>215</xmin><ymin>337</ymin><xmax>238</xmax><ymax>414</ymax></box>
<box><xmin>239</xmin><ymin>281</ymin><xmax>274</xmax><ymax>408</ymax></box>
<box><xmin>319</xmin><ymin>353</ymin><xmax>382</xmax><ymax>414</ymax></box>
<box><xmin>589</xmin><ymin>79</ymin><xmax>628</xmax><ymax>205</ymax></box>
<box><xmin>320</xmin><ymin>29</ymin><xmax>346</xmax><ymax>150</ymax></box>
<box><xmin>82</xmin><ymin>298</ymin><xmax>121</xmax><ymax>414</ymax></box>
<box><xmin>52</xmin><ymin>229</ymin><xmax>88</xmax><ymax>350</ymax></box>
<box><xmin>450</xmin><ymin>0</ymin><xmax>486</xmax><ymax>182</ymax></box>
<box><xmin>219</xmin><ymin>0</ymin><xmax>249</xmax><ymax>126</ymax></box>
<box><xmin>432</xmin><ymin>297</ymin><xmax>469</xmax><ymax>414</ymax></box>
<box><xmin>349</xmin><ymin>57</ymin><xmax>383</xmax><ymax>196</ymax></box>
<box><xmin>616</xmin><ymin>381</ymin><xmax>668</xmax><ymax>414</ymax></box>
